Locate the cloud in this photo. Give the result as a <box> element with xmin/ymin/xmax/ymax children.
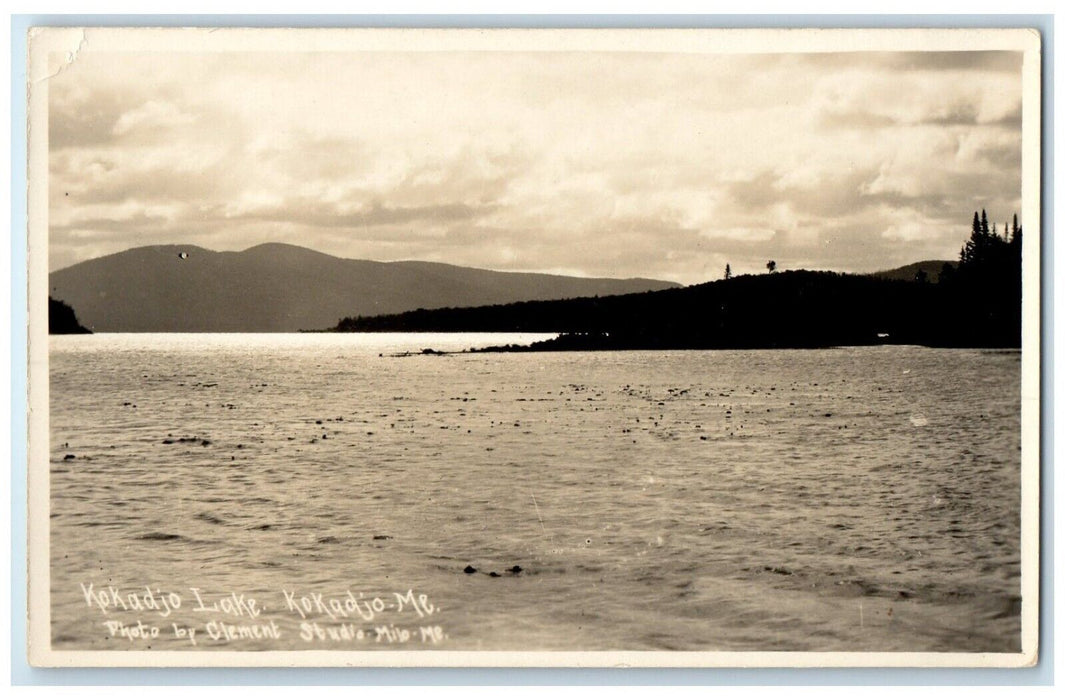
<box><xmin>238</xmin><ymin>198</ymin><xmax>497</xmax><ymax>230</ymax></box>
<box><xmin>111</xmin><ymin>99</ymin><xmax>195</xmax><ymax>136</ymax></box>
<box><xmin>47</xmin><ymin>47</ymin><xmax>1026</xmax><ymax>284</ymax></box>
<box><xmin>880</xmin><ymin>51</ymin><xmax>1023</xmax><ymax>73</ymax></box>
<box><xmin>762</xmin><ymin>51</ymin><xmax>1022</xmax><ymax>73</ymax></box>
<box><xmin>819</xmin><ymin>109</ymin><xmax>899</xmax><ymax>130</ymax></box>
<box><xmin>700</xmin><ymin>227</ymin><xmax>778</xmax><ymax>243</ymax></box>
<box><xmin>49</xmin><ymin>86</ymin><xmax>135</xmax><ymax>150</ymax></box>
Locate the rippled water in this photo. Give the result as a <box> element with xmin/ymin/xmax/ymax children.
<box><xmin>48</xmin><ymin>334</ymin><xmax>1021</xmax><ymax>652</ymax></box>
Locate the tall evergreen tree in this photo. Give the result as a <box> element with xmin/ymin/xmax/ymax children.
<box><xmin>961</xmin><ymin>209</ymin><xmax>1012</xmax><ymax>272</ymax></box>
<box><xmin>945</xmin><ymin>209</ymin><xmax>1022</xmax><ymax>347</ymax></box>
<box><xmin>962</xmin><ymin>210</ymin><xmax>981</xmax><ymax>265</ymax></box>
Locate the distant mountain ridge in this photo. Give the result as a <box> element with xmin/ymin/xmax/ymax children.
<box><xmin>49</xmin><ymin>243</ymin><xmax>681</xmax><ymax>332</ymax></box>
<box><xmin>871</xmin><ymin>260</ymin><xmax>952</xmax><ymax>284</ymax></box>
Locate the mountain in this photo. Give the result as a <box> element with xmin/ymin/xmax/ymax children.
<box><xmin>48</xmin><ymin>243</ymin><xmax>681</xmax><ymax>332</ymax></box>
<box><xmin>872</xmin><ymin>260</ymin><xmax>952</xmax><ymax>284</ymax></box>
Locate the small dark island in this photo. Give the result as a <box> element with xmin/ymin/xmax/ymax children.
<box><xmin>49</xmin><ymin>297</ymin><xmax>92</xmax><ymax>334</ymax></box>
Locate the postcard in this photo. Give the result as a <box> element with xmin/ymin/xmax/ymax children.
<box><xmin>26</xmin><ymin>26</ymin><xmax>1041</xmax><ymax>667</ymax></box>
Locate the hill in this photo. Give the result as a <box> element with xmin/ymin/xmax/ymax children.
<box><xmin>334</xmin><ymin>267</ymin><xmax>1020</xmax><ymax>349</ymax></box>
<box><xmin>48</xmin><ymin>243</ymin><xmax>680</xmax><ymax>332</ymax></box>
<box><xmin>49</xmin><ymin>297</ymin><xmax>91</xmax><ymax>334</ymax></box>
<box><xmin>872</xmin><ymin>260</ymin><xmax>952</xmax><ymax>284</ymax></box>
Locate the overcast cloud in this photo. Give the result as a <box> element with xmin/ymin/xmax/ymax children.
<box><xmin>48</xmin><ymin>48</ymin><xmax>1023</xmax><ymax>283</ymax></box>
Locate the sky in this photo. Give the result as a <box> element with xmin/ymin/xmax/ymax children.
<box><xmin>47</xmin><ymin>46</ymin><xmax>1024</xmax><ymax>284</ymax></box>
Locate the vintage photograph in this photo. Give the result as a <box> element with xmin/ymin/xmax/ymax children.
<box><xmin>27</xmin><ymin>27</ymin><xmax>1040</xmax><ymax>667</ymax></box>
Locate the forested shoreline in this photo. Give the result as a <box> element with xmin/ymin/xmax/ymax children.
<box><xmin>332</xmin><ymin>211</ymin><xmax>1023</xmax><ymax>351</ymax></box>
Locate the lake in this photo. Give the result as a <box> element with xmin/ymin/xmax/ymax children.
<box><xmin>48</xmin><ymin>334</ymin><xmax>1022</xmax><ymax>652</ymax></box>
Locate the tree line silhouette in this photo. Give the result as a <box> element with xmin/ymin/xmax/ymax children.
<box><xmin>334</xmin><ymin>210</ymin><xmax>1023</xmax><ymax>350</ymax></box>
<box><xmin>932</xmin><ymin>209</ymin><xmax>1023</xmax><ymax>347</ymax></box>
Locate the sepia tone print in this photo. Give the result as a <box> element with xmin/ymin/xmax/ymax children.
<box><xmin>27</xmin><ymin>27</ymin><xmax>1041</xmax><ymax>667</ymax></box>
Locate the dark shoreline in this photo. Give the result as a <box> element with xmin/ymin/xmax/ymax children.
<box><xmin>391</xmin><ymin>335</ymin><xmax>1021</xmax><ymax>356</ymax></box>
<box><xmin>330</xmin><ymin>261</ymin><xmax>1021</xmax><ymax>352</ymax></box>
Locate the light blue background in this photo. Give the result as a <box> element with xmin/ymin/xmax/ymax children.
<box><xmin>9</xmin><ymin>13</ymin><xmax>1054</xmax><ymax>685</ymax></box>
